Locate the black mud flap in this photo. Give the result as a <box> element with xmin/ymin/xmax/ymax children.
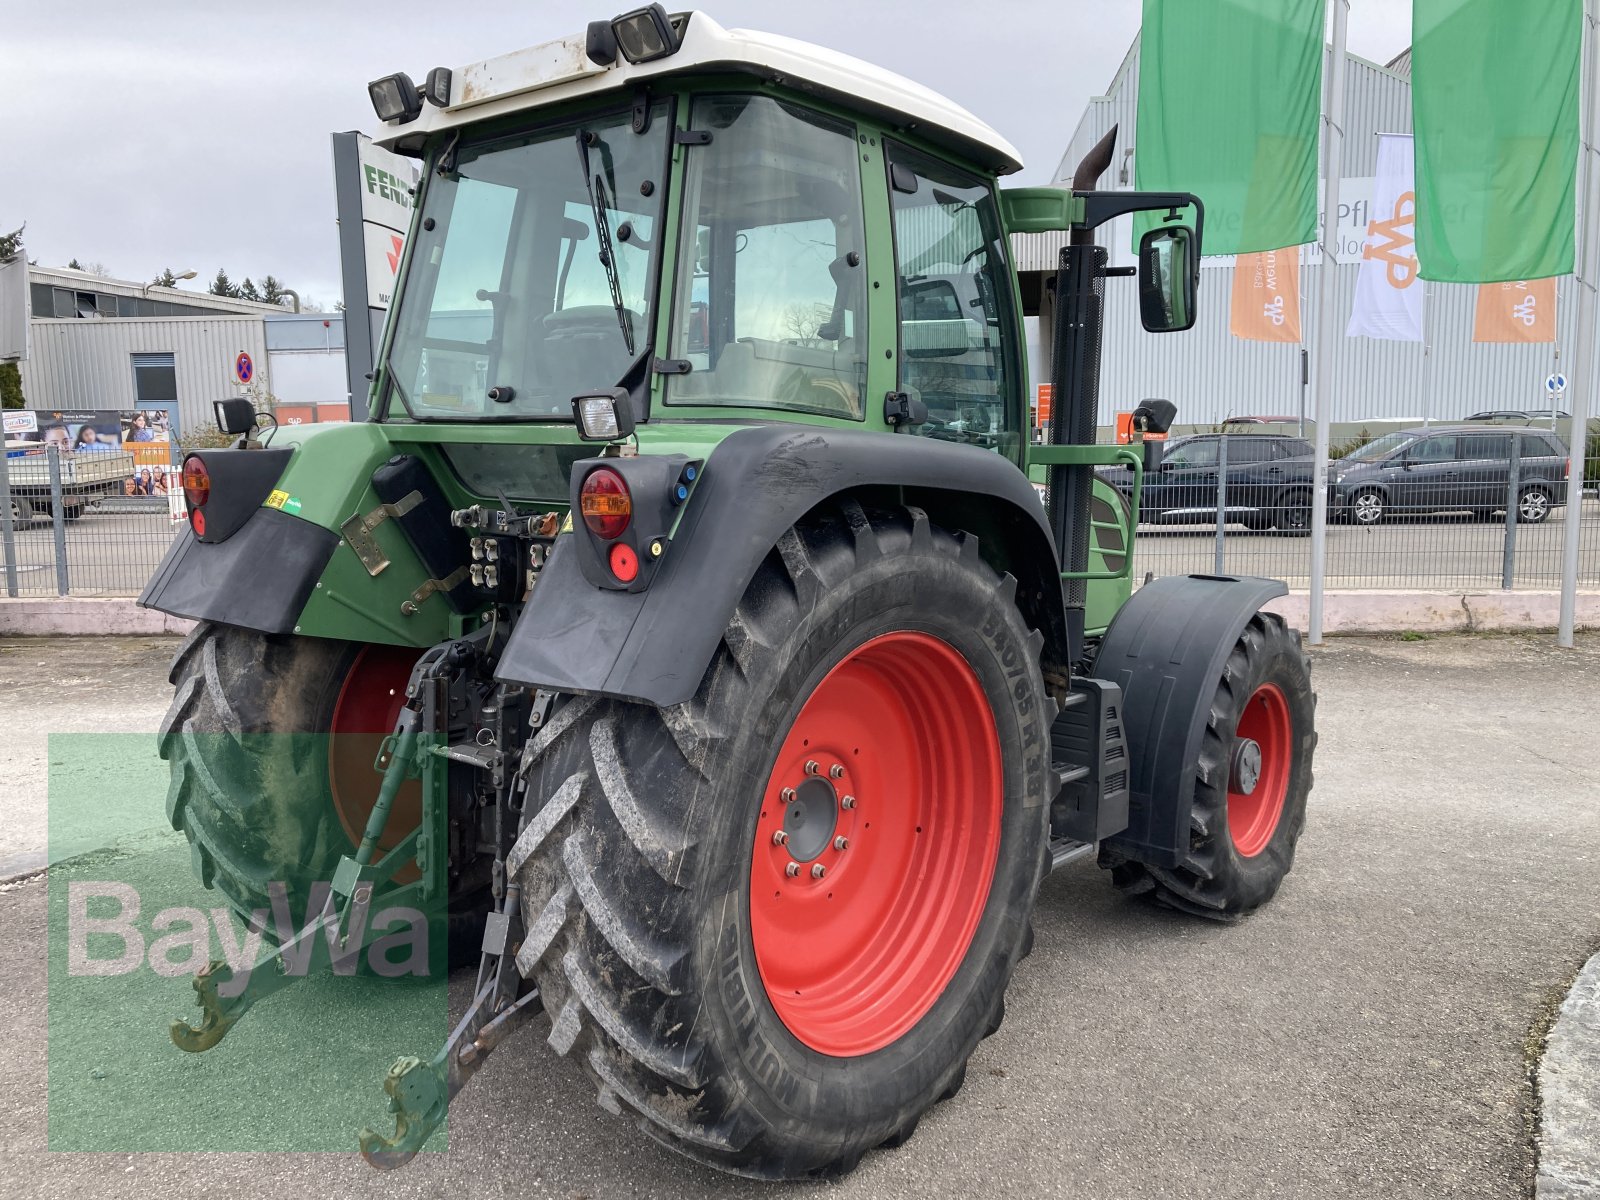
<box><xmin>1090</xmin><ymin>574</ymin><xmax>1287</xmax><ymax>867</ymax></box>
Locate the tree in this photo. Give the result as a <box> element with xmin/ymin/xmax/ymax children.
<box><xmin>209</xmin><ymin>268</ymin><xmax>238</xmax><ymax>298</ymax></box>
<box><xmin>780</xmin><ymin>301</ymin><xmax>832</xmax><ymax>346</ymax></box>
<box><xmin>83</xmin><ymin>261</ymin><xmax>112</xmax><ymax>277</ymax></box>
<box><xmin>238</xmin><ymin>278</ymin><xmax>261</xmax><ymax>302</ymax></box>
<box><xmin>0</xmin><ymin>363</ymin><xmax>24</xmax><ymax>410</ymax></box>
<box><xmin>0</xmin><ymin>225</ymin><xmax>23</xmax><ymax>263</ymax></box>
<box><xmin>259</xmin><ymin>275</ymin><xmax>285</xmax><ymax>305</ymax></box>
<box><xmin>150</xmin><ymin>268</ymin><xmax>179</xmax><ymax>289</ymax></box>
<box><xmin>67</xmin><ymin>257</ymin><xmax>83</xmax><ymax>270</ymax></box>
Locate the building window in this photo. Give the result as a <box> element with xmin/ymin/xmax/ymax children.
<box><xmin>132</xmin><ymin>353</ymin><xmax>177</xmax><ymax>405</ymax></box>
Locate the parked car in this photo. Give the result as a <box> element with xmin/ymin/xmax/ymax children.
<box><xmin>1324</xmin><ymin>426</ymin><xmax>1569</xmax><ymax>525</ymax></box>
<box><xmin>1096</xmin><ymin>432</ymin><xmax>1318</xmax><ymax>532</ymax></box>
<box><xmin>1464</xmin><ymin>409</ymin><xmax>1570</xmax><ymax>425</ymax></box>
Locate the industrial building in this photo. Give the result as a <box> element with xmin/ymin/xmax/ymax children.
<box><xmin>17</xmin><ymin>266</ymin><xmax>349</xmax><ymax>439</ymax></box>
<box><xmin>1020</xmin><ymin>40</ymin><xmax>1591</xmax><ymax>435</ymax></box>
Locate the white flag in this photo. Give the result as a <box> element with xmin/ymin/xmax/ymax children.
<box><xmin>1346</xmin><ymin>134</ymin><xmax>1423</xmax><ymax>341</ymax></box>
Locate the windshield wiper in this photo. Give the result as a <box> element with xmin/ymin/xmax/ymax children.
<box><xmin>575</xmin><ymin>128</ymin><xmax>635</xmax><ymax>356</ymax></box>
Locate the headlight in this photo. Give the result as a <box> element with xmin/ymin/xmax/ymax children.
<box><xmin>368</xmin><ymin>72</ymin><xmax>422</xmax><ymax>124</ymax></box>
<box><xmin>572</xmin><ymin>389</ymin><xmax>636</xmax><ymax>442</ymax></box>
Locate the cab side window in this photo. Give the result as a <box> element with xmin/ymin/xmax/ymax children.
<box><xmin>665</xmin><ymin>95</ymin><xmax>867</xmax><ymax>418</ymax></box>
<box><xmin>885</xmin><ymin>144</ymin><xmax>1021</xmax><ymax>457</ymax></box>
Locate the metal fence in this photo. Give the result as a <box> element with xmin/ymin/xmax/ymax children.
<box><xmin>0</xmin><ymin>446</ymin><xmax>183</xmax><ymax>599</ymax></box>
<box><xmin>2</xmin><ymin>433</ymin><xmax>1597</xmax><ymax>606</ymax></box>
<box><xmin>1128</xmin><ymin>430</ymin><xmax>1600</xmax><ymax>592</ymax></box>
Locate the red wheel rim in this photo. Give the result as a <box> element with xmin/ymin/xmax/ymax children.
<box><xmin>1227</xmin><ymin>682</ymin><xmax>1292</xmax><ymax>858</ymax></box>
<box><xmin>329</xmin><ymin>645</ymin><xmax>422</xmax><ymax>882</ymax></box>
<box><xmin>749</xmin><ymin>631</ymin><xmax>1003</xmax><ymax>1057</ymax></box>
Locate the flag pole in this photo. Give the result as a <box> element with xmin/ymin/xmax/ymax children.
<box><xmin>1558</xmin><ymin>0</ymin><xmax>1599</xmax><ymax>648</ymax></box>
<box><xmin>1308</xmin><ymin>0</ymin><xmax>1350</xmax><ymax>645</ymax></box>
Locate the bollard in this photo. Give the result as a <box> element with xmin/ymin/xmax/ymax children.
<box><xmin>1213</xmin><ymin>434</ymin><xmax>1229</xmax><ymax>575</ymax></box>
<box><xmin>47</xmin><ymin>445</ymin><xmax>70</xmax><ymax>596</ymax></box>
<box><xmin>0</xmin><ymin>448</ymin><xmax>18</xmax><ymax>598</ymax></box>
<box><xmin>1500</xmin><ymin>435</ymin><xmax>1521</xmax><ymax>591</ymax></box>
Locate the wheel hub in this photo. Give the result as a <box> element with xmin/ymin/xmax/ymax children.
<box><xmin>1230</xmin><ymin>738</ymin><xmax>1263</xmax><ymax>795</ymax></box>
<box><xmin>781</xmin><ymin>777</ymin><xmax>838</xmax><ymax>862</ymax></box>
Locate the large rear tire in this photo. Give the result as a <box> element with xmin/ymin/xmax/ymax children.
<box><xmin>1106</xmin><ymin>612</ymin><xmax>1315</xmax><ymax>918</ymax></box>
<box><xmin>510</xmin><ymin>500</ymin><xmax>1052</xmax><ymax>1178</ymax></box>
<box><xmin>158</xmin><ymin>621</ymin><xmax>486</xmax><ymax>968</ymax></box>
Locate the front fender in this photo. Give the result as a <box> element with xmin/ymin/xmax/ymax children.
<box><xmin>496</xmin><ymin>426</ymin><xmax>1066</xmax><ymax>706</ymax></box>
<box><xmin>1091</xmin><ymin>573</ymin><xmax>1288</xmax><ymax>866</ymax></box>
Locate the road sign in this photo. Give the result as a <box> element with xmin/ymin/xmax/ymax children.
<box><xmin>1546</xmin><ymin>372</ymin><xmax>1566</xmax><ymax>396</ymax></box>
<box><xmin>235</xmin><ymin>351</ymin><xmax>254</xmax><ymax>385</ymax></box>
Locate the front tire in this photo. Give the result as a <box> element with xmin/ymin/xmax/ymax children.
<box><xmin>1106</xmin><ymin>612</ymin><xmax>1315</xmax><ymax>919</ymax></box>
<box><xmin>511</xmin><ymin>501</ymin><xmax>1052</xmax><ymax>1178</ymax></box>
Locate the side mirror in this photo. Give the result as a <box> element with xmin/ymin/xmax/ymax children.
<box><xmin>1137</xmin><ymin>225</ymin><xmax>1197</xmax><ymax>333</ymax></box>
<box><xmin>1131</xmin><ymin>397</ymin><xmax>1177</xmax><ymax>436</ymax></box>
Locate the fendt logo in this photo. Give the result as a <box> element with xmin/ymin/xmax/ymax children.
<box><xmin>1362</xmin><ymin>190</ymin><xmax>1419</xmax><ymax>288</ymax></box>
<box><xmin>1263</xmin><ymin>294</ymin><xmax>1287</xmax><ymax>326</ymax></box>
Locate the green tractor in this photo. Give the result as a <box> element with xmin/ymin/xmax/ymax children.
<box><xmin>144</xmin><ymin>6</ymin><xmax>1315</xmax><ymax>1179</ymax></box>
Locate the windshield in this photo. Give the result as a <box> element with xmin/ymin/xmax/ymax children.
<box><xmin>1343</xmin><ymin>432</ymin><xmax>1414</xmax><ymax>463</ymax></box>
<box><xmin>383</xmin><ymin>102</ymin><xmax>671</xmax><ymax>420</ymax></box>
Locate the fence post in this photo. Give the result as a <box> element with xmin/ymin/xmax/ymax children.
<box><xmin>1213</xmin><ymin>435</ymin><xmax>1229</xmax><ymax>575</ymax></box>
<box><xmin>0</xmin><ymin>449</ymin><xmax>18</xmax><ymax>598</ymax></box>
<box><xmin>1500</xmin><ymin>436</ymin><xmax>1521</xmax><ymax>590</ymax></box>
<box><xmin>47</xmin><ymin>445</ymin><xmax>69</xmax><ymax>596</ymax></box>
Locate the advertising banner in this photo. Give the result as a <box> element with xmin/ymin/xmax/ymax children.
<box><xmin>10</xmin><ymin>410</ymin><xmax>179</xmax><ymax>496</ymax></box>
<box><xmin>1472</xmin><ymin>278</ymin><xmax>1558</xmax><ymax>344</ymax></box>
<box><xmin>1346</xmin><ymin>135</ymin><xmax>1423</xmax><ymax>342</ymax></box>
<box><xmin>1229</xmin><ymin>248</ymin><xmax>1302</xmax><ymax>342</ymax></box>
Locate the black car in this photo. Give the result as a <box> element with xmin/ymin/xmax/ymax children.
<box><xmin>1326</xmin><ymin>425</ymin><xmax>1569</xmax><ymax>524</ymax></box>
<box><xmin>1096</xmin><ymin>433</ymin><xmax>1318</xmax><ymax>532</ymax></box>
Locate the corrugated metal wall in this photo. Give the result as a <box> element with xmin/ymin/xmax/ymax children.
<box><xmin>1025</xmin><ymin>40</ymin><xmax>1598</xmax><ymax>430</ymax></box>
<box><xmin>19</xmin><ymin>317</ymin><xmax>270</xmax><ymax>435</ymax></box>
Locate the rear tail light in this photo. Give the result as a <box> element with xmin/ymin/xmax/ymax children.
<box><xmin>182</xmin><ymin>457</ymin><xmax>211</xmax><ymax>507</ymax></box>
<box><xmin>580</xmin><ymin>467</ymin><xmax>632</xmax><ymax>539</ymax></box>
<box><xmin>182</xmin><ymin>457</ymin><xmax>211</xmax><ymax>535</ymax></box>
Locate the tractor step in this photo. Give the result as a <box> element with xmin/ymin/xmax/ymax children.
<box><xmin>1048</xmin><ymin>677</ymin><xmax>1130</xmax><ymax>844</ymax></box>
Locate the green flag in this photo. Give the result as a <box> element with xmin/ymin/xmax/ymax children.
<box><xmin>1412</xmin><ymin>0</ymin><xmax>1581</xmax><ymax>283</ymax></box>
<box><xmin>1134</xmin><ymin>0</ymin><xmax>1325</xmax><ymax>256</ymax></box>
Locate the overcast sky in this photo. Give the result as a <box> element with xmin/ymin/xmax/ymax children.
<box><xmin>7</xmin><ymin>2</ymin><xmax>1410</xmax><ymax>307</ymax></box>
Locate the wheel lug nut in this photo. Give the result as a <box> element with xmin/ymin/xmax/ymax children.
<box><xmin>785</xmin><ymin>862</ymin><xmax>800</xmax><ymax>877</ymax></box>
<box><xmin>780</xmin><ymin>787</ymin><xmax>796</xmax><ymax>803</ymax></box>
<box><xmin>804</xmin><ymin>760</ymin><xmax>820</xmax><ymax>776</ymax></box>
<box><xmin>833</xmin><ymin>836</ymin><xmax>849</xmax><ymax>851</ymax></box>
<box><xmin>772</xmin><ymin>830</ymin><xmax>789</xmax><ymax>846</ymax></box>
<box><xmin>811</xmin><ymin>864</ymin><xmax>826</xmax><ymax>879</ymax></box>
<box><xmin>841</xmin><ymin>794</ymin><xmax>856</xmax><ymax>809</ymax></box>
<box><xmin>829</xmin><ymin>764</ymin><xmax>845</xmax><ymax>779</ymax></box>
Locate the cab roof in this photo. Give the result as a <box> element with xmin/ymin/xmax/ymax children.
<box><xmin>374</xmin><ymin>10</ymin><xmax>1023</xmax><ymax>175</ymax></box>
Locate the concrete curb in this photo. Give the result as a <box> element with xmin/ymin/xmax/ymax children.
<box><xmin>8</xmin><ymin>591</ymin><xmax>1598</xmax><ymax>639</ymax></box>
<box><xmin>1262</xmin><ymin>590</ymin><xmax>1600</xmax><ymax>635</ymax></box>
<box><xmin>0</xmin><ymin>597</ymin><xmax>195</xmax><ymax>636</ymax></box>
<box><xmin>1538</xmin><ymin>949</ymin><xmax>1600</xmax><ymax>1198</ymax></box>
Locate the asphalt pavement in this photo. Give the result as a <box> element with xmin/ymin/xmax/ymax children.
<box><xmin>1</xmin><ymin>632</ymin><xmax>1598</xmax><ymax>1198</ymax></box>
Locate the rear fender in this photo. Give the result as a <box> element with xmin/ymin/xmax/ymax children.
<box><xmin>496</xmin><ymin>426</ymin><xmax>1068</xmax><ymax>706</ymax></box>
<box><xmin>1091</xmin><ymin>574</ymin><xmax>1288</xmax><ymax>866</ymax></box>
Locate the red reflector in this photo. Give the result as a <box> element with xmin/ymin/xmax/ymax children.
<box><xmin>580</xmin><ymin>467</ymin><xmax>631</xmax><ymax>539</ymax></box>
<box><xmin>190</xmin><ymin>508</ymin><xmax>206</xmax><ymax>536</ymax></box>
<box><xmin>182</xmin><ymin>458</ymin><xmax>211</xmax><ymax>509</ymax></box>
<box><xmin>608</xmin><ymin>541</ymin><xmax>639</xmax><ymax>583</ymax></box>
